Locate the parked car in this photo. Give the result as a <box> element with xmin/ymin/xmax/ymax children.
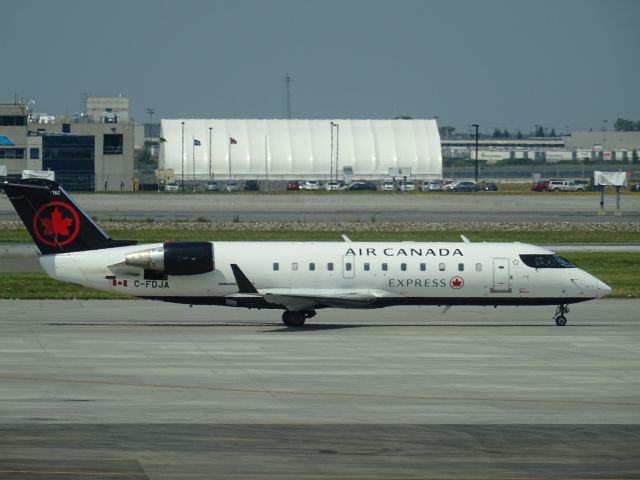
<box><xmin>286</xmin><ymin>181</ymin><xmax>301</xmax><ymax>191</ymax></box>
<box><xmin>380</xmin><ymin>180</ymin><xmax>395</xmax><ymax>191</ymax></box>
<box><xmin>630</xmin><ymin>183</ymin><xmax>640</xmax><ymax>192</ymax></box>
<box><xmin>225</xmin><ymin>181</ymin><xmax>239</xmax><ymax>192</ymax></box>
<box><xmin>481</xmin><ymin>182</ymin><xmax>498</xmax><ymax>191</ymax></box>
<box><xmin>244</xmin><ymin>180</ymin><xmax>259</xmax><ymax>191</ymax></box>
<box><xmin>205</xmin><ymin>180</ymin><xmax>219</xmax><ymax>191</ymax></box>
<box><xmin>444</xmin><ymin>180</ymin><xmax>480</xmax><ymax>192</ymax></box>
<box><xmin>547</xmin><ymin>180</ymin><xmax>585</xmax><ymax>192</ymax></box>
<box><xmin>165</xmin><ymin>182</ymin><xmax>180</xmax><ymax>192</ymax></box>
<box><xmin>423</xmin><ymin>180</ymin><xmax>444</xmax><ymax>191</ymax></box>
<box><xmin>531</xmin><ymin>179</ymin><xmax>550</xmax><ymax>192</ymax></box>
<box><xmin>399</xmin><ymin>180</ymin><xmax>416</xmax><ymax>192</ymax></box>
<box><xmin>302</xmin><ymin>180</ymin><xmax>321</xmax><ymax>190</ymax></box>
<box><xmin>325</xmin><ymin>181</ymin><xmax>341</xmax><ymax>191</ymax></box>
<box><xmin>343</xmin><ymin>181</ymin><xmax>377</xmax><ymax>191</ymax></box>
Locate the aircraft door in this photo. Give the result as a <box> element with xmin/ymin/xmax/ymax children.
<box><xmin>342</xmin><ymin>255</ymin><xmax>355</xmax><ymax>279</ymax></box>
<box><xmin>491</xmin><ymin>258</ymin><xmax>512</xmax><ymax>293</ymax></box>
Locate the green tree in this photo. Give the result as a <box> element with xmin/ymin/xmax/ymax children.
<box><xmin>492</xmin><ymin>128</ymin><xmax>501</xmax><ymax>138</ymax></box>
<box><xmin>633</xmin><ymin>149</ymin><xmax>639</xmax><ymax>164</ymax></box>
<box><xmin>614</xmin><ymin>118</ymin><xmax>635</xmax><ymax>131</ymax></box>
<box><xmin>549</xmin><ymin>128</ymin><xmax>557</xmax><ymax>137</ymax></box>
<box><xmin>516</xmin><ymin>130</ymin><xmax>523</xmax><ymax>139</ymax></box>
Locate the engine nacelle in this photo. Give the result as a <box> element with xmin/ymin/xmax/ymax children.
<box><xmin>125</xmin><ymin>242</ymin><xmax>214</xmax><ymax>276</ymax></box>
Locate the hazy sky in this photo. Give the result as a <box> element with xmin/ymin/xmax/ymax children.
<box><xmin>2</xmin><ymin>0</ymin><xmax>638</xmax><ymax>133</ymax></box>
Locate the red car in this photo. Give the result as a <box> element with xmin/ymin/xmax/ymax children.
<box><xmin>286</xmin><ymin>181</ymin><xmax>301</xmax><ymax>191</ymax></box>
<box><xmin>531</xmin><ymin>180</ymin><xmax>549</xmax><ymax>192</ymax></box>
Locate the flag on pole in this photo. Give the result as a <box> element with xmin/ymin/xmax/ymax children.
<box><xmin>229</xmin><ymin>137</ymin><xmax>237</xmax><ymax>144</ymax></box>
<box><xmin>193</xmin><ymin>139</ymin><xmax>201</xmax><ymax>146</ymax></box>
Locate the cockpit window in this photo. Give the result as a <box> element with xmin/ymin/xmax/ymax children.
<box><xmin>519</xmin><ymin>254</ymin><xmax>576</xmax><ymax>269</ymax></box>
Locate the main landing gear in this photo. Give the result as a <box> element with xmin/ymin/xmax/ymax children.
<box><xmin>553</xmin><ymin>304</ymin><xmax>570</xmax><ymax>326</ymax></box>
<box><xmin>282</xmin><ymin>310</ymin><xmax>316</xmax><ymax>327</ymax></box>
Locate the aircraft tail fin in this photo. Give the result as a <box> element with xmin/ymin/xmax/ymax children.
<box><xmin>0</xmin><ymin>179</ymin><xmax>136</xmax><ymax>254</ymax></box>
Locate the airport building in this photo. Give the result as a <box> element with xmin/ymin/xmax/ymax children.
<box><xmin>159</xmin><ymin>119</ymin><xmax>443</xmax><ymax>183</ymax></box>
<box><xmin>0</xmin><ymin>98</ymin><xmax>135</xmax><ymax>191</ymax></box>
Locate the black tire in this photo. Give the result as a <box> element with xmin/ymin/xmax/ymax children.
<box><xmin>282</xmin><ymin>311</ymin><xmax>306</xmax><ymax>327</ymax></box>
<box><xmin>555</xmin><ymin>315</ymin><xmax>567</xmax><ymax>327</ymax></box>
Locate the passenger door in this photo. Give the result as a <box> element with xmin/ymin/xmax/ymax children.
<box><xmin>491</xmin><ymin>258</ymin><xmax>511</xmax><ymax>293</ymax></box>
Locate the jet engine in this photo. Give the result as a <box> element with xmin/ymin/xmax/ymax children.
<box><xmin>125</xmin><ymin>242</ymin><xmax>214</xmax><ymax>276</ymax></box>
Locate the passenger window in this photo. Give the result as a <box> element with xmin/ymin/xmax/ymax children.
<box><xmin>364</xmin><ymin>263</ymin><xmax>370</xmax><ymax>271</ymax></box>
<box><xmin>273</xmin><ymin>262</ymin><xmax>279</xmax><ymax>271</ymax></box>
<box><xmin>327</xmin><ymin>262</ymin><xmax>334</xmax><ymax>271</ymax></box>
<box><xmin>309</xmin><ymin>263</ymin><xmax>315</xmax><ymax>271</ymax></box>
<box><xmin>292</xmin><ymin>262</ymin><xmax>298</xmax><ymax>271</ymax></box>
<box><xmin>476</xmin><ymin>263</ymin><xmax>482</xmax><ymax>272</ymax></box>
<box><xmin>420</xmin><ymin>263</ymin><xmax>426</xmax><ymax>271</ymax></box>
<box><xmin>458</xmin><ymin>263</ymin><xmax>464</xmax><ymax>272</ymax></box>
<box><xmin>345</xmin><ymin>262</ymin><xmax>352</xmax><ymax>271</ymax></box>
<box><xmin>439</xmin><ymin>263</ymin><xmax>445</xmax><ymax>271</ymax></box>
<box><xmin>382</xmin><ymin>263</ymin><xmax>388</xmax><ymax>271</ymax></box>
<box><xmin>401</xmin><ymin>263</ymin><xmax>407</xmax><ymax>271</ymax></box>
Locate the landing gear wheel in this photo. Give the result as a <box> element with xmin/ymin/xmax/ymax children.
<box><xmin>553</xmin><ymin>304</ymin><xmax>570</xmax><ymax>326</ymax></box>
<box><xmin>282</xmin><ymin>310</ymin><xmax>306</xmax><ymax>327</ymax></box>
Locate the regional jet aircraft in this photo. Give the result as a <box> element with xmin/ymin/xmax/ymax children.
<box><xmin>1</xmin><ymin>179</ymin><xmax>611</xmax><ymax>327</ymax></box>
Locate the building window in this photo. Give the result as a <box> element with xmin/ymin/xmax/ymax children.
<box><xmin>103</xmin><ymin>134</ymin><xmax>123</xmax><ymax>154</ymax></box>
<box><xmin>273</xmin><ymin>262</ymin><xmax>279</xmax><ymax>271</ymax></box>
<box><xmin>420</xmin><ymin>263</ymin><xmax>426</xmax><ymax>271</ymax></box>
<box><xmin>30</xmin><ymin>148</ymin><xmax>39</xmax><ymax>160</ymax></box>
<box><xmin>309</xmin><ymin>263</ymin><xmax>315</xmax><ymax>271</ymax></box>
<box><xmin>0</xmin><ymin>115</ymin><xmax>27</xmax><ymax>126</ymax></box>
<box><xmin>364</xmin><ymin>263</ymin><xmax>370</xmax><ymax>271</ymax></box>
<box><xmin>327</xmin><ymin>262</ymin><xmax>334</xmax><ymax>271</ymax></box>
<box><xmin>0</xmin><ymin>148</ymin><xmax>25</xmax><ymax>159</ymax></box>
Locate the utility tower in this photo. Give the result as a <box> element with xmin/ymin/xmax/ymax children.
<box><xmin>283</xmin><ymin>73</ymin><xmax>292</xmax><ymax>119</ymax></box>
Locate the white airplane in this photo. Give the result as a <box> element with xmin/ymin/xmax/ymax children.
<box><xmin>1</xmin><ymin>179</ymin><xmax>611</xmax><ymax>327</ymax></box>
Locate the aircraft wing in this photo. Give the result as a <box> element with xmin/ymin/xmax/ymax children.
<box><xmin>227</xmin><ymin>288</ymin><xmax>393</xmax><ymax>310</ymax></box>
<box><xmin>227</xmin><ymin>264</ymin><xmax>397</xmax><ymax>310</ymax></box>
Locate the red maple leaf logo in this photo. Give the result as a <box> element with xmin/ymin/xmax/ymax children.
<box><xmin>32</xmin><ymin>202</ymin><xmax>80</xmax><ymax>248</ymax></box>
<box><xmin>40</xmin><ymin>208</ymin><xmax>74</xmax><ymax>237</ymax></box>
<box><xmin>450</xmin><ymin>276</ymin><xmax>464</xmax><ymax>289</ymax></box>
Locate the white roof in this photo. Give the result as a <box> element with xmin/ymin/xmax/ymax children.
<box><xmin>159</xmin><ymin>119</ymin><xmax>441</xmax><ymax>179</ymax></box>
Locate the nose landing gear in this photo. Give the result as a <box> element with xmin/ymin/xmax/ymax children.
<box><xmin>553</xmin><ymin>304</ymin><xmax>570</xmax><ymax>326</ymax></box>
<box><xmin>282</xmin><ymin>310</ymin><xmax>316</xmax><ymax>327</ymax></box>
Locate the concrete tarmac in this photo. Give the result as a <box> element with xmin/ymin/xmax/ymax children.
<box><xmin>1</xmin><ymin>299</ymin><xmax>639</xmax><ymax>479</ymax></box>
<box><xmin>2</xmin><ymin>192</ymin><xmax>640</xmax><ymax>223</ymax></box>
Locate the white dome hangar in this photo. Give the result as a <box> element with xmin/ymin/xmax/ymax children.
<box><xmin>159</xmin><ymin>119</ymin><xmax>442</xmax><ymax>181</ymax></box>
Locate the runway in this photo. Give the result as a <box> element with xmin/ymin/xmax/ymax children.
<box><xmin>1</xmin><ymin>299</ymin><xmax>639</xmax><ymax>479</ymax></box>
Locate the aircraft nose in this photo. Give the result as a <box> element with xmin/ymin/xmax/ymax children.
<box><xmin>597</xmin><ymin>280</ymin><xmax>612</xmax><ymax>297</ymax></box>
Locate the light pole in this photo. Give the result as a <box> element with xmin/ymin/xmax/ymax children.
<box><xmin>209</xmin><ymin>127</ymin><xmax>213</xmax><ymax>180</ymax></box>
<box><xmin>181</xmin><ymin>121</ymin><xmax>185</xmax><ymax>191</ymax></box>
<box><xmin>329</xmin><ymin>122</ymin><xmax>334</xmax><ymax>184</ymax></box>
<box><xmin>331</xmin><ymin>122</ymin><xmax>340</xmax><ymax>183</ymax></box>
<box><xmin>472</xmin><ymin>124</ymin><xmax>479</xmax><ymax>183</ymax></box>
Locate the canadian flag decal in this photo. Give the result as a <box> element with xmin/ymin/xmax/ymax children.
<box><xmin>112</xmin><ymin>278</ymin><xmax>128</xmax><ymax>287</ymax></box>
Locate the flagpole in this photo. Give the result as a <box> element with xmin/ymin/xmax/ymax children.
<box><xmin>209</xmin><ymin>127</ymin><xmax>212</xmax><ymax>180</ymax></box>
<box><xmin>264</xmin><ymin>134</ymin><xmax>268</xmax><ymax>192</ymax></box>
<box><xmin>192</xmin><ymin>136</ymin><xmax>195</xmax><ymax>191</ymax></box>
<box><xmin>228</xmin><ymin>137</ymin><xmax>232</xmax><ymax>180</ymax></box>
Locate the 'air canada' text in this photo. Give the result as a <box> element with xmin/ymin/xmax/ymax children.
<box><xmin>344</xmin><ymin>247</ymin><xmax>464</xmax><ymax>257</ymax></box>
